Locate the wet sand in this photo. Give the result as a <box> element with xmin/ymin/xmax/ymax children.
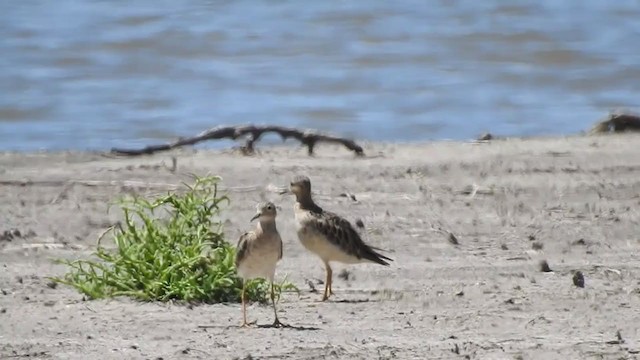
<box><xmin>1</xmin><ymin>135</ymin><xmax>640</xmax><ymax>359</ymax></box>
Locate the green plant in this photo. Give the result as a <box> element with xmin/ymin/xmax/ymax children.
<box><xmin>51</xmin><ymin>175</ymin><xmax>297</xmax><ymax>304</ymax></box>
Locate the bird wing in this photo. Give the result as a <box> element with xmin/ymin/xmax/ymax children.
<box><xmin>308</xmin><ymin>209</ymin><xmax>393</xmax><ymax>266</ymax></box>
<box><xmin>235</xmin><ymin>231</ymin><xmax>255</xmax><ymax>267</ymax></box>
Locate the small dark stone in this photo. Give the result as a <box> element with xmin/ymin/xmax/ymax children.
<box><xmin>572</xmin><ymin>238</ymin><xmax>587</xmax><ymax>246</ymax></box>
<box><xmin>305</xmin><ymin>279</ymin><xmax>317</xmax><ymax>293</ymax></box>
<box><xmin>539</xmin><ymin>260</ymin><xmax>552</xmax><ymax>272</ymax></box>
<box><xmin>573</xmin><ymin>271</ymin><xmax>585</xmax><ymax>288</ymax></box>
<box><xmin>532</xmin><ymin>242</ymin><xmax>544</xmax><ymax>250</ymax></box>
<box><xmin>43</xmin><ymin>300</ymin><xmax>56</xmax><ymax>307</ymax></box>
<box><xmin>46</xmin><ymin>281</ymin><xmax>58</xmax><ymax>289</ymax></box>
<box><xmin>338</xmin><ymin>269</ymin><xmax>352</xmax><ymax>281</ymax></box>
<box><xmin>455</xmin><ymin>290</ymin><xmax>464</xmax><ymax>297</ymax></box>
<box><xmin>0</xmin><ymin>231</ymin><xmax>13</xmax><ymax>242</ymax></box>
<box><xmin>0</xmin><ymin>308</ymin><xmax>6</xmax><ymax>313</ymax></box>
<box><xmin>501</xmin><ymin>244</ymin><xmax>509</xmax><ymax>250</ymax></box>
<box><xmin>355</xmin><ymin>219</ymin><xmax>364</xmax><ymax>228</ymax></box>
<box><xmin>338</xmin><ymin>192</ymin><xmax>357</xmax><ymax>201</ymax></box>
<box><xmin>448</xmin><ymin>233</ymin><xmax>459</xmax><ymax>245</ymax></box>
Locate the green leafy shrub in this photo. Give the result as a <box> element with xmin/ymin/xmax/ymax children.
<box><xmin>52</xmin><ymin>175</ymin><xmax>296</xmax><ymax>304</ymax></box>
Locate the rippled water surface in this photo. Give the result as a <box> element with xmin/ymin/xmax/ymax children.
<box><xmin>1</xmin><ymin>1</ymin><xmax>639</xmax><ymax>151</ymax></box>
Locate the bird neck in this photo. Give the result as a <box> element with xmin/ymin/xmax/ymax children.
<box><xmin>257</xmin><ymin>219</ymin><xmax>277</xmax><ymax>233</ymax></box>
<box><xmin>296</xmin><ymin>194</ymin><xmax>319</xmax><ymax>211</ymax></box>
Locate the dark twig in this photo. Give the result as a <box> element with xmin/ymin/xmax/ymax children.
<box><xmin>109</xmin><ymin>125</ymin><xmax>364</xmax><ymax>157</ymax></box>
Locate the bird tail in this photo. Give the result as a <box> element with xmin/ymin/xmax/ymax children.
<box><xmin>364</xmin><ymin>246</ymin><xmax>393</xmax><ymax>266</ymax></box>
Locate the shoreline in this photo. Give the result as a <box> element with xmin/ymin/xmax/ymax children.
<box><xmin>0</xmin><ymin>130</ymin><xmax>613</xmax><ymax>156</ymax></box>
<box><xmin>2</xmin><ymin>134</ymin><xmax>640</xmax><ymax>359</ymax></box>
<box><xmin>3</xmin><ymin>110</ymin><xmax>637</xmax><ymax>156</ymax></box>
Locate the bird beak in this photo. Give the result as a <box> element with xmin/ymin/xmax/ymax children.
<box><xmin>250</xmin><ymin>213</ymin><xmax>260</xmax><ymax>222</ymax></box>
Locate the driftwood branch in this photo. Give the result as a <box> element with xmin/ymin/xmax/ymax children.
<box><xmin>109</xmin><ymin>125</ymin><xmax>364</xmax><ymax>157</ymax></box>
<box><xmin>589</xmin><ymin>112</ymin><xmax>640</xmax><ymax>134</ymax></box>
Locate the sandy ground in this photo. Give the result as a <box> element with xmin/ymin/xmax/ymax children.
<box><xmin>1</xmin><ymin>135</ymin><xmax>640</xmax><ymax>360</ymax></box>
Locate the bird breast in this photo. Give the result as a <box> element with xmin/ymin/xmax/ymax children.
<box><xmin>237</xmin><ymin>236</ymin><xmax>281</xmax><ymax>280</ymax></box>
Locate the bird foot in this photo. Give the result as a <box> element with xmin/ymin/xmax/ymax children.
<box><xmin>321</xmin><ymin>290</ymin><xmax>336</xmax><ymax>302</ymax></box>
<box><xmin>240</xmin><ymin>320</ymin><xmax>257</xmax><ymax>328</ymax></box>
<box><xmin>271</xmin><ymin>319</ymin><xmax>287</xmax><ymax>328</ymax></box>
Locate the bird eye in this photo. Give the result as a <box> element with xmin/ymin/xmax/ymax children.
<box><xmin>267</xmin><ymin>205</ymin><xmax>272</xmax><ymax>210</ymax></box>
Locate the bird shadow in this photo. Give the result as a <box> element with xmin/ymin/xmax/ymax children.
<box><xmin>329</xmin><ymin>298</ymin><xmax>373</xmax><ymax>304</ymax></box>
<box><xmin>307</xmin><ymin>296</ymin><xmax>377</xmax><ymax>304</ymax></box>
<box><xmin>256</xmin><ymin>323</ymin><xmax>320</xmax><ymax>331</ymax></box>
<box><xmin>197</xmin><ymin>323</ymin><xmax>320</xmax><ymax>331</ymax></box>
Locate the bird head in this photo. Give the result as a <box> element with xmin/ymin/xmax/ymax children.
<box><xmin>251</xmin><ymin>201</ymin><xmax>277</xmax><ymax>222</ymax></box>
<box><xmin>287</xmin><ymin>175</ymin><xmax>311</xmax><ymax>199</ymax></box>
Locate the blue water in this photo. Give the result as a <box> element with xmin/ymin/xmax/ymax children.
<box><xmin>1</xmin><ymin>1</ymin><xmax>639</xmax><ymax>151</ymax></box>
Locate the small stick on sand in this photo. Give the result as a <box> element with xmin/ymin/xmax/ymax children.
<box><xmin>457</xmin><ymin>184</ymin><xmax>495</xmax><ymax>196</ymax></box>
<box><xmin>109</xmin><ymin>125</ymin><xmax>365</xmax><ymax>157</ymax></box>
<box><xmin>429</xmin><ymin>223</ymin><xmax>460</xmax><ymax>246</ymax></box>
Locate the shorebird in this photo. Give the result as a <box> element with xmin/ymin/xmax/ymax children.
<box><xmin>284</xmin><ymin>175</ymin><xmax>392</xmax><ymax>301</ymax></box>
<box><xmin>235</xmin><ymin>201</ymin><xmax>284</xmax><ymax>327</ymax></box>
